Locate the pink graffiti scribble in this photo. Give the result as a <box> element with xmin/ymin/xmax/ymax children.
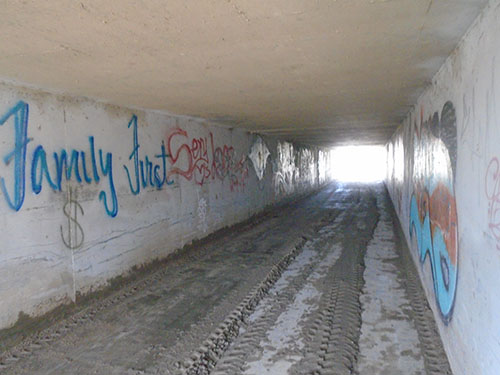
<box><xmin>485</xmin><ymin>157</ymin><xmax>500</xmax><ymax>249</ymax></box>
<box><xmin>166</xmin><ymin>127</ymin><xmax>248</xmax><ymax>191</ymax></box>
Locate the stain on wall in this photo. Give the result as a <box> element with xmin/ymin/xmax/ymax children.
<box><xmin>197</xmin><ymin>196</ymin><xmax>208</xmax><ymax>233</ymax></box>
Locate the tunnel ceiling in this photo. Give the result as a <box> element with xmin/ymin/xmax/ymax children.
<box><xmin>0</xmin><ymin>0</ymin><xmax>487</xmax><ymax>147</ymax></box>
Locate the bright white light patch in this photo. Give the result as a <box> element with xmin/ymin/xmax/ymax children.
<box><xmin>330</xmin><ymin>145</ymin><xmax>386</xmax><ymax>183</ymax></box>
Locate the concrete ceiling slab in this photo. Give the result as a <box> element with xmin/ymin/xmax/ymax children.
<box><xmin>0</xmin><ymin>0</ymin><xmax>488</xmax><ymax>146</ymax></box>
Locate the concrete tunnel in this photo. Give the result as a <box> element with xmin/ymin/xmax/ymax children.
<box><xmin>0</xmin><ymin>1</ymin><xmax>498</xmax><ymax>374</ymax></box>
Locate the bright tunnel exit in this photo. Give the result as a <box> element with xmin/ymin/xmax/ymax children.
<box><xmin>329</xmin><ymin>145</ymin><xmax>387</xmax><ymax>183</ymax></box>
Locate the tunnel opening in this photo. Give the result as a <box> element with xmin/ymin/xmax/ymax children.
<box><xmin>329</xmin><ymin>145</ymin><xmax>386</xmax><ymax>183</ymax></box>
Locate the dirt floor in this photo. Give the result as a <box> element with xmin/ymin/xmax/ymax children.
<box><xmin>0</xmin><ymin>183</ymin><xmax>452</xmax><ymax>375</ymax></box>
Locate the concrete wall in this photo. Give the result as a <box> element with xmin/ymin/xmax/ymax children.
<box><xmin>0</xmin><ymin>83</ymin><xmax>331</xmax><ymax>331</ymax></box>
<box><xmin>386</xmin><ymin>1</ymin><xmax>500</xmax><ymax>373</ymax></box>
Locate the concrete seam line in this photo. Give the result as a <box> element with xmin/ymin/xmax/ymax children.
<box><xmin>179</xmin><ymin>235</ymin><xmax>309</xmax><ymax>375</ymax></box>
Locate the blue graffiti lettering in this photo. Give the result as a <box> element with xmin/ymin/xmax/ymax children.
<box><xmin>0</xmin><ymin>101</ymin><xmax>117</xmax><ymax>217</ymax></box>
<box><xmin>123</xmin><ymin>115</ymin><xmax>171</xmax><ymax>195</ymax></box>
<box><xmin>89</xmin><ymin>136</ymin><xmax>100</xmax><ymax>183</ymax></box>
<box><xmin>31</xmin><ymin>145</ymin><xmax>57</xmax><ymax>193</ymax></box>
<box><xmin>410</xmin><ymin>194</ymin><xmax>458</xmax><ymax>323</ymax></box>
<box><xmin>80</xmin><ymin>151</ymin><xmax>92</xmax><ymax>183</ymax></box>
<box><xmin>124</xmin><ymin>116</ymin><xmax>140</xmax><ymax>194</ymax></box>
<box><xmin>54</xmin><ymin>149</ymin><xmax>83</xmax><ymax>189</ymax></box>
<box><xmin>98</xmin><ymin>148</ymin><xmax>117</xmax><ymax>217</ymax></box>
<box><xmin>30</xmin><ymin>138</ymin><xmax>117</xmax><ymax>217</ymax></box>
<box><xmin>0</xmin><ymin>101</ymin><xmax>31</xmax><ymax>211</ymax></box>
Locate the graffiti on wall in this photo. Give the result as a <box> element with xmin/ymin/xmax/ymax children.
<box><xmin>318</xmin><ymin>150</ymin><xmax>330</xmax><ymax>184</ymax></box>
<box><xmin>298</xmin><ymin>148</ymin><xmax>315</xmax><ymax>187</ymax></box>
<box><xmin>60</xmin><ymin>186</ymin><xmax>85</xmax><ymax>249</ymax></box>
<box><xmin>248</xmin><ymin>136</ymin><xmax>270</xmax><ymax>181</ymax></box>
<box><xmin>166</xmin><ymin>127</ymin><xmax>248</xmax><ymax>191</ymax></box>
<box><xmin>0</xmin><ymin>99</ymin><xmax>328</xmax><ymax>256</ymax></box>
<box><xmin>0</xmin><ymin>101</ymin><xmax>117</xmax><ymax>217</ymax></box>
<box><xmin>0</xmin><ymin>101</ymin><xmax>250</xmax><ymax>225</ymax></box>
<box><xmin>274</xmin><ymin>141</ymin><xmax>296</xmax><ymax>196</ymax></box>
<box><xmin>124</xmin><ymin>115</ymin><xmax>173</xmax><ymax>196</ymax></box>
<box><xmin>485</xmin><ymin>157</ymin><xmax>500</xmax><ymax>249</ymax></box>
<box><xmin>409</xmin><ymin>101</ymin><xmax>458</xmax><ymax>324</ymax></box>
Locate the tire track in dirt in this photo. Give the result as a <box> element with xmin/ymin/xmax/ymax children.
<box><xmin>182</xmin><ymin>186</ymin><xmax>379</xmax><ymax>375</ymax></box>
<box><xmin>0</xmin><ymin>185</ymin><xmax>341</xmax><ymax>375</ymax></box>
<box><xmin>210</xmin><ymin>215</ymin><xmax>346</xmax><ymax>375</ymax></box>
<box><xmin>355</xmin><ymin>189</ymin><xmax>425</xmax><ymax>374</ymax></box>
<box><xmin>293</xmin><ymin>191</ymin><xmax>377</xmax><ymax>375</ymax></box>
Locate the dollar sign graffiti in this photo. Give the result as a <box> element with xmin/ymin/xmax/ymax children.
<box><xmin>60</xmin><ymin>187</ymin><xmax>85</xmax><ymax>250</ymax></box>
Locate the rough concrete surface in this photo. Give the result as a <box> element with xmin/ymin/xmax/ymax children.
<box><xmin>0</xmin><ymin>183</ymin><xmax>451</xmax><ymax>374</ymax></box>
<box><xmin>0</xmin><ymin>1</ymin><xmax>488</xmax><ymax>146</ymax></box>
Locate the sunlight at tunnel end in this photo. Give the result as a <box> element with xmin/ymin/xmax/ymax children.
<box><xmin>329</xmin><ymin>145</ymin><xmax>387</xmax><ymax>183</ymax></box>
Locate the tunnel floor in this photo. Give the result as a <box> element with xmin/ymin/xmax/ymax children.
<box><xmin>0</xmin><ymin>183</ymin><xmax>451</xmax><ymax>375</ymax></box>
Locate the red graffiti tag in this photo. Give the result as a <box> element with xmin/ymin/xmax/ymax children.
<box><xmin>166</xmin><ymin>127</ymin><xmax>248</xmax><ymax>191</ymax></box>
<box><xmin>166</xmin><ymin>128</ymin><xmax>211</xmax><ymax>185</ymax></box>
<box><xmin>486</xmin><ymin>157</ymin><xmax>500</xmax><ymax>249</ymax></box>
